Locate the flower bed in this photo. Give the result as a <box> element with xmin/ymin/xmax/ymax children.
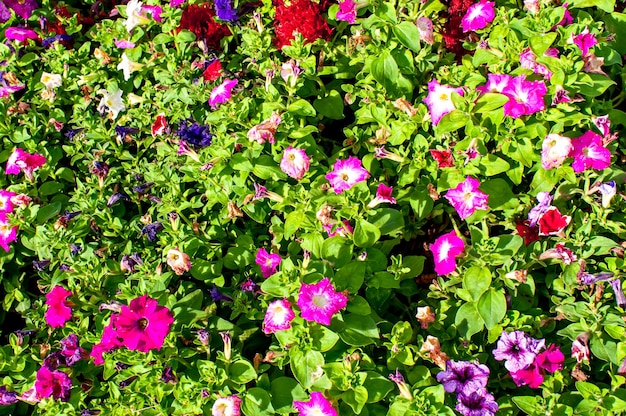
<box><xmin>0</xmin><ymin>0</ymin><xmax>625</xmax><ymax>414</ymax></box>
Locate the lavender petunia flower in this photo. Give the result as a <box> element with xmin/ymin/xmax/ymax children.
<box><xmin>42</xmin><ymin>34</ymin><xmax>72</xmax><ymax>47</ymax></box>
<box><xmin>0</xmin><ymin>386</ymin><xmax>18</xmax><ymax>405</ymax></box>
<box><xmin>69</xmin><ymin>244</ymin><xmax>82</xmax><ymax>257</ymax></box>
<box><xmin>598</xmin><ymin>181</ymin><xmax>616</xmax><ymax>208</ymax></box>
<box><xmin>33</xmin><ymin>260</ymin><xmax>51</xmax><ymax>271</ymax></box>
<box><xmin>579</xmin><ymin>271</ymin><xmax>614</xmax><ymax>285</ymax></box>
<box><xmin>0</xmin><ymin>2</ymin><xmax>10</xmax><ymax>23</ymax></box>
<box><xmin>107</xmin><ymin>192</ymin><xmax>130</xmax><ymax>207</ymax></box>
<box><xmin>140</xmin><ymin>222</ymin><xmax>163</xmax><ymax>242</ymax></box>
<box><xmin>493</xmin><ymin>331</ymin><xmax>545</xmax><ymax>372</ymax></box>
<box><xmin>60</xmin><ymin>334</ymin><xmax>87</xmax><ymax>366</ymax></box>
<box><xmin>609</xmin><ymin>279</ymin><xmax>626</xmax><ymax>308</ymax></box>
<box><xmin>436</xmin><ymin>360</ymin><xmax>490</xmax><ymax>396</ymax></box>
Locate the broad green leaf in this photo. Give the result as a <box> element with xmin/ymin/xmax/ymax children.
<box><xmin>228</xmin><ymin>360</ymin><xmax>257</xmax><ymax>384</ymax></box>
<box><xmin>313</xmin><ymin>90</ymin><xmax>344</xmax><ymax>119</ymax></box>
<box><xmin>270</xmin><ymin>377</ymin><xmax>308</xmax><ymax>412</ymax></box>
<box><xmin>289</xmin><ymin>348</ymin><xmax>324</xmax><ymax>389</ymax></box>
<box><xmin>354</xmin><ymin>219</ymin><xmax>381</xmax><ymax>247</ymax></box>
<box><xmin>463</xmin><ymin>267</ymin><xmax>492</xmax><ymax>301</ymax></box>
<box><xmin>369</xmin><ymin>208</ymin><xmax>404</xmax><ymax>236</ymax></box>
<box><xmin>335</xmin><ymin>261</ymin><xmax>366</xmax><ymax>293</ymax></box>
<box><xmin>436</xmin><ymin>110</ymin><xmax>469</xmax><ymax>135</ymax></box>
<box><xmin>284</xmin><ymin>210</ymin><xmax>305</xmax><ymax>239</ymax></box>
<box><xmin>529</xmin><ymin>32</ymin><xmax>558</xmax><ymax>56</ymax></box>
<box><xmin>480</xmin><ymin>155</ymin><xmax>510</xmax><ymax>176</ymax></box>
<box><xmin>474</xmin><ymin>93</ymin><xmax>509</xmax><ymax>113</ymax></box>
<box><xmin>288</xmin><ymin>99</ymin><xmax>316</xmax><ymax>117</ymax></box>
<box><xmin>568</xmin><ymin>0</ymin><xmax>614</xmax><ymax>12</ymax></box>
<box><xmin>454</xmin><ymin>303</ymin><xmax>484</xmax><ymax>338</ymax></box>
<box><xmin>242</xmin><ymin>388</ymin><xmax>273</xmax><ymax>416</ymax></box>
<box><xmin>392</xmin><ymin>22</ymin><xmax>421</xmax><ymax>52</ymax></box>
<box><xmin>477</xmin><ymin>289</ymin><xmax>507</xmax><ymax>330</ymax></box>
<box><xmin>371</xmin><ymin>51</ymin><xmax>399</xmax><ymax>94</ymax></box>
<box><xmin>37</xmin><ymin>202</ymin><xmax>62</xmax><ymax>224</ymax></box>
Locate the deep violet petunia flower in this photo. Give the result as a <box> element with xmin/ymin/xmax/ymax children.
<box><xmin>60</xmin><ymin>334</ymin><xmax>87</xmax><ymax>366</ymax></box>
<box><xmin>570</xmin><ymin>131</ymin><xmax>611</xmax><ymax>172</ymax></box>
<box><xmin>572</xmin><ymin>27</ymin><xmax>598</xmax><ymax>57</ymax></box>
<box><xmin>212</xmin><ymin>394</ymin><xmax>242</xmax><ymax>416</ymax></box>
<box><xmin>538</xmin><ymin>206</ymin><xmax>571</xmax><ymax>236</ymax></box>
<box><xmin>255</xmin><ymin>248</ymin><xmax>281</xmax><ymax>278</ymax></box>
<box><xmin>0</xmin><ymin>386</ymin><xmax>18</xmax><ymax>405</ymax></box>
<box><xmin>280</xmin><ymin>147</ymin><xmax>310</xmax><ymax>180</ymax></box>
<box><xmin>209</xmin><ymin>285</ymin><xmax>233</xmax><ymax>302</ymax></box>
<box><xmin>542</xmin><ymin>134</ymin><xmax>573</xmax><ymax>169</ymax></box>
<box><xmin>215</xmin><ymin>0</ymin><xmax>238</xmax><ymax>21</ymax></box>
<box><xmin>455</xmin><ymin>390</ymin><xmax>499</xmax><ymax>416</ymax></box>
<box><xmin>140</xmin><ymin>222</ymin><xmax>163</xmax><ymax>242</ymax></box>
<box><xmin>6</xmin><ymin>148</ymin><xmax>46</xmax><ymax>180</ymax></box>
<box><xmin>444</xmin><ymin>176</ymin><xmax>489</xmax><ymax>219</ymax></box>
<box><xmin>263</xmin><ymin>299</ymin><xmax>295</xmax><ymax>334</ymax></box>
<box><xmin>325</xmin><ymin>156</ymin><xmax>370</xmax><ymax>194</ymax></box>
<box><xmin>178</xmin><ymin>119</ymin><xmax>213</xmax><ymax>148</ymax></box>
<box><xmin>461</xmin><ymin>0</ymin><xmax>495</xmax><ymax>32</ymax></box>
<box><xmin>436</xmin><ymin>360</ymin><xmax>490</xmax><ymax>396</ymax></box>
<box><xmin>209</xmin><ymin>79</ymin><xmax>237</xmax><ymax>109</ymax></box>
<box><xmin>423</xmin><ymin>79</ymin><xmax>464</xmax><ymax>126</ymax></box>
<box><xmin>45</xmin><ymin>286</ymin><xmax>72</xmax><ymax>328</ymax></box>
<box><xmin>297</xmin><ymin>278</ymin><xmax>348</xmax><ymax>325</ymax></box>
<box><xmin>493</xmin><ymin>331</ymin><xmax>545</xmax><ymax>372</ymax></box>
<box><xmin>336</xmin><ymin>0</ymin><xmax>357</xmax><ymax>23</ymax></box>
<box><xmin>527</xmin><ymin>191</ymin><xmax>553</xmax><ymax>227</ymax></box>
<box><xmin>35</xmin><ymin>365</ymin><xmax>71</xmax><ymax>401</ymax></box>
<box><xmin>293</xmin><ymin>391</ymin><xmax>338</xmax><ymax>416</ymax></box>
<box><xmin>502</xmin><ymin>75</ymin><xmax>546</xmax><ymax>118</ymax></box>
<box><xmin>430</xmin><ymin>230</ymin><xmax>465</xmax><ymax>276</ymax></box>
<box><xmin>113</xmin><ymin>295</ymin><xmax>174</xmax><ymax>353</ymax></box>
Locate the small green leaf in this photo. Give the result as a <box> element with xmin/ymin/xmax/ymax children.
<box><xmin>284</xmin><ymin>210</ymin><xmax>305</xmax><ymax>239</ymax></box>
<box><xmin>455</xmin><ymin>303</ymin><xmax>484</xmax><ymax>338</ymax></box>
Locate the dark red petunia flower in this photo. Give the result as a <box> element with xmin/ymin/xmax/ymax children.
<box><xmin>515</xmin><ymin>219</ymin><xmax>540</xmax><ymax>245</ymax></box>
<box><xmin>430</xmin><ymin>149</ymin><xmax>455</xmax><ymax>168</ymax></box>
<box><xmin>178</xmin><ymin>3</ymin><xmax>231</xmax><ymax>51</ymax></box>
<box><xmin>273</xmin><ymin>0</ymin><xmax>332</xmax><ymax>49</ymax></box>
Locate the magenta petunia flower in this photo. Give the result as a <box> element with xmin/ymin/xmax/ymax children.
<box><xmin>114</xmin><ymin>295</ymin><xmax>174</xmax><ymax>353</ymax></box>
<box><xmin>0</xmin><ymin>191</ymin><xmax>15</xmax><ymax>214</ymax></box>
<box><xmin>45</xmin><ymin>286</ymin><xmax>73</xmax><ymax>328</ymax></box>
<box><xmin>461</xmin><ymin>0</ymin><xmax>495</xmax><ymax>32</ymax></box>
<box><xmin>367</xmin><ymin>183</ymin><xmax>396</xmax><ymax>208</ymax></box>
<box><xmin>6</xmin><ymin>148</ymin><xmax>46</xmax><ymax>180</ymax></box>
<box><xmin>444</xmin><ymin>176</ymin><xmax>489</xmax><ymax>219</ymax></box>
<box><xmin>572</xmin><ymin>27</ymin><xmax>598</xmax><ymax>57</ymax></box>
<box><xmin>430</xmin><ymin>230</ymin><xmax>465</xmax><ymax>275</ymax></box>
<box><xmin>294</xmin><ymin>391</ymin><xmax>338</xmax><ymax>416</ymax></box>
<box><xmin>477</xmin><ymin>73</ymin><xmax>512</xmax><ymax>94</ymax></box>
<box><xmin>336</xmin><ymin>0</ymin><xmax>357</xmax><ymax>23</ymax></box>
<box><xmin>0</xmin><ymin>213</ymin><xmax>17</xmax><ymax>253</ymax></box>
<box><xmin>209</xmin><ymin>79</ymin><xmax>238</xmax><ymax>109</ymax></box>
<box><xmin>510</xmin><ymin>363</ymin><xmax>544</xmax><ymax>388</ymax></box>
<box><xmin>35</xmin><ymin>366</ymin><xmax>71</xmax><ymax>402</ymax></box>
<box><xmin>4</xmin><ymin>0</ymin><xmax>38</xmax><ymax>19</ymax></box>
<box><xmin>212</xmin><ymin>394</ymin><xmax>242</xmax><ymax>416</ymax></box>
<box><xmin>280</xmin><ymin>147</ymin><xmax>310</xmax><ymax>180</ymax></box>
<box><xmin>502</xmin><ymin>75</ymin><xmax>546</xmax><ymax>118</ymax></box>
<box><xmin>297</xmin><ymin>278</ymin><xmax>348</xmax><ymax>325</ymax></box>
<box><xmin>4</xmin><ymin>27</ymin><xmax>39</xmax><ymax>42</ymax></box>
<box><xmin>541</xmin><ymin>134</ymin><xmax>572</xmax><ymax>170</ymax></box>
<box><xmin>325</xmin><ymin>156</ymin><xmax>370</xmax><ymax>194</ymax></box>
<box><xmin>423</xmin><ymin>79</ymin><xmax>464</xmax><ymax>126</ymax></box>
<box><xmin>535</xmin><ymin>344</ymin><xmax>564</xmax><ymax>372</ymax></box>
<box><xmin>263</xmin><ymin>299</ymin><xmax>295</xmax><ymax>334</ymax></box>
<box><xmin>91</xmin><ymin>320</ymin><xmax>123</xmax><ymax>365</ymax></box>
<box><xmin>570</xmin><ymin>131</ymin><xmax>611</xmax><ymax>172</ymax></box>
<box><xmin>255</xmin><ymin>247</ymin><xmax>281</xmax><ymax>278</ymax></box>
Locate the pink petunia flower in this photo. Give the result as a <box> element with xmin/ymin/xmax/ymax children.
<box><xmin>45</xmin><ymin>286</ymin><xmax>73</xmax><ymax>328</ymax></box>
<box><xmin>263</xmin><ymin>299</ymin><xmax>295</xmax><ymax>334</ymax></box>
<box><xmin>297</xmin><ymin>278</ymin><xmax>348</xmax><ymax>325</ymax></box>
<box><xmin>570</xmin><ymin>131</ymin><xmax>611</xmax><ymax>172</ymax></box>
<box><xmin>423</xmin><ymin>79</ymin><xmax>464</xmax><ymax>126</ymax></box>
<box><xmin>461</xmin><ymin>0</ymin><xmax>495</xmax><ymax>32</ymax></box>
<box><xmin>477</xmin><ymin>73</ymin><xmax>512</xmax><ymax>94</ymax></box>
<box><xmin>444</xmin><ymin>176</ymin><xmax>489</xmax><ymax>219</ymax></box>
<box><xmin>247</xmin><ymin>113</ymin><xmax>281</xmax><ymax>144</ymax></box>
<box><xmin>367</xmin><ymin>183</ymin><xmax>396</xmax><ymax>208</ymax></box>
<box><xmin>556</xmin><ymin>3</ymin><xmax>573</xmax><ymax>27</ymax></box>
<box><xmin>336</xmin><ymin>0</ymin><xmax>357</xmax><ymax>23</ymax></box>
<box><xmin>6</xmin><ymin>148</ymin><xmax>46</xmax><ymax>180</ymax></box>
<box><xmin>90</xmin><ymin>319</ymin><xmax>123</xmax><ymax>365</ymax></box>
<box><xmin>280</xmin><ymin>147</ymin><xmax>310</xmax><ymax>180</ymax></box>
<box><xmin>0</xmin><ymin>190</ymin><xmax>16</xmax><ymax>214</ymax></box>
<box><xmin>114</xmin><ymin>295</ymin><xmax>174</xmax><ymax>353</ymax></box>
<box><xmin>255</xmin><ymin>247</ymin><xmax>281</xmax><ymax>278</ymax></box>
<box><xmin>294</xmin><ymin>391</ymin><xmax>338</xmax><ymax>416</ymax></box>
<box><xmin>416</xmin><ymin>17</ymin><xmax>434</xmax><ymax>45</ymax></box>
<box><xmin>209</xmin><ymin>79</ymin><xmax>238</xmax><ymax>109</ymax></box>
<box><xmin>593</xmin><ymin>115</ymin><xmax>611</xmax><ymax>137</ymax></box>
<box><xmin>212</xmin><ymin>394</ymin><xmax>242</xmax><ymax>416</ymax></box>
<box><xmin>114</xmin><ymin>39</ymin><xmax>136</xmax><ymax>49</ymax></box>
<box><xmin>323</xmin><ymin>220</ymin><xmax>354</xmax><ymax>238</ymax></box>
<box><xmin>541</xmin><ymin>134</ymin><xmax>573</xmax><ymax>169</ymax></box>
<box><xmin>430</xmin><ymin>230</ymin><xmax>465</xmax><ymax>276</ymax></box>
<box><xmin>572</xmin><ymin>27</ymin><xmax>597</xmax><ymax>57</ymax></box>
<box><xmin>325</xmin><ymin>156</ymin><xmax>370</xmax><ymax>194</ymax></box>
<box><xmin>34</xmin><ymin>366</ymin><xmax>72</xmax><ymax>402</ymax></box>
<box><xmin>0</xmin><ymin>213</ymin><xmax>17</xmax><ymax>252</ymax></box>
<box><xmin>502</xmin><ymin>75</ymin><xmax>546</xmax><ymax>118</ymax></box>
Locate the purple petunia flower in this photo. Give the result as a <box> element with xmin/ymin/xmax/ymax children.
<box><xmin>0</xmin><ymin>386</ymin><xmax>18</xmax><ymax>405</ymax></box>
<box><xmin>177</xmin><ymin>119</ymin><xmax>213</xmax><ymax>148</ymax></box>
<box><xmin>35</xmin><ymin>365</ymin><xmax>72</xmax><ymax>401</ymax></box>
<box><xmin>0</xmin><ymin>3</ymin><xmax>10</xmax><ymax>23</ymax></box>
<box><xmin>430</xmin><ymin>230</ymin><xmax>465</xmax><ymax>276</ymax></box>
<box><xmin>493</xmin><ymin>331</ymin><xmax>545</xmax><ymax>372</ymax></box>
<box><xmin>215</xmin><ymin>0</ymin><xmax>238</xmax><ymax>21</ymax></box>
<box><xmin>5</xmin><ymin>27</ymin><xmax>39</xmax><ymax>42</ymax></box>
<box><xmin>456</xmin><ymin>390</ymin><xmax>499</xmax><ymax>416</ymax></box>
<box><xmin>133</xmin><ymin>182</ymin><xmax>155</xmax><ymax>194</ymax></box>
<box><xmin>160</xmin><ymin>366</ymin><xmax>176</xmax><ymax>383</ymax></box>
<box><xmin>436</xmin><ymin>360</ymin><xmax>490</xmax><ymax>396</ymax></box>
<box><xmin>4</xmin><ymin>0</ymin><xmax>38</xmax><ymax>19</ymax></box>
<box><xmin>502</xmin><ymin>75</ymin><xmax>546</xmax><ymax>118</ymax></box>
<box><xmin>527</xmin><ymin>192</ymin><xmax>553</xmax><ymax>227</ymax></box>
<box><xmin>209</xmin><ymin>285</ymin><xmax>233</xmax><ymax>302</ymax></box>
<box><xmin>140</xmin><ymin>222</ymin><xmax>163</xmax><ymax>242</ymax></box>
<box><xmin>60</xmin><ymin>334</ymin><xmax>87</xmax><ymax>366</ymax></box>
<box><xmin>42</xmin><ymin>34</ymin><xmax>72</xmax><ymax>47</ymax></box>
<box><xmin>423</xmin><ymin>79</ymin><xmax>464</xmax><ymax>126</ymax></box>
<box><xmin>609</xmin><ymin>279</ymin><xmax>626</xmax><ymax>308</ymax></box>
<box><xmin>107</xmin><ymin>192</ymin><xmax>130</xmax><ymax>207</ymax></box>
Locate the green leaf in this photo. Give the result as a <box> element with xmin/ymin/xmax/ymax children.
<box><xmin>39</xmin><ymin>181</ymin><xmax>64</xmax><ymax>196</ymax></box>
<box><xmin>242</xmin><ymin>388</ymin><xmax>273</xmax><ymax>416</ymax></box>
<box><xmin>409</xmin><ymin>186</ymin><xmax>434</xmax><ymax>220</ymax></box>
<box><xmin>436</xmin><ymin>110</ymin><xmax>469</xmax><ymax>135</ymax></box>
<box><xmin>480</xmin><ymin>178</ymin><xmax>515</xmax><ymax>210</ymax></box>
<box><xmin>529</xmin><ymin>32</ymin><xmax>558</xmax><ymax>56</ymax></box>
<box><xmin>336</xmin><ymin>314</ymin><xmax>380</xmax><ymax>346</ymax></box>
<box><xmin>309</xmin><ymin>325</ymin><xmax>340</xmax><ymax>352</ymax></box>
<box><xmin>576</xmin><ymin>381</ymin><xmax>601</xmax><ymax>399</ymax></box>
<box><xmin>270</xmin><ymin>377</ymin><xmax>308</xmax><ymax>412</ymax></box>
<box><xmin>455</xmin><ymin>302</ymin><xmax>485</xmax><ymax>338</ymax></box>
<box><xmin>289</xmin><ymin>348</ymin><xmax>324</xmax><ymax>389</ymax></box>
<box><xmin>568</xmin><ymin>0</ymin><xmax>614</xmax><ymax>12</ymax></box>
<box><xmin>392</xmin><ymin>22</ymin><xmax>421</xmax><ymax>52</ymax></box>
<box><xmin>322</xmin><ymin>237</ymin><xmax>353</xmax><ymax>268</ymax></box>
<box><xmin>152</xmin><ymin>33</ymin><xmax>173</xmax><ymax>45</ymax></box>
<box><xmin>463</xmin><ymin>267</ymin><xmax>492</xmax><ymax>301</ymax></box>
<box><xmin>36</xmin><ymin>202</ymin><xmax>62</xmax><ymax>224</ymax></box>
<box><xmin>477</xmin><ymin>289</ymin><xmax>507</xmax><ymax>330</ymax></box>
<box><xmin>480</xmin><ymin>155</ymin><xmax>511</xmax><ymax>176</ymax></box>
<box><xmin>363</xmin><ymin>372</ymin><xmax>395</xmax><ymax>402</ymax></box>
<box><xmin>284</xmin><ymin>210</ymin><xmax>305</xmax><ymax>239</ymax></box>
<box><xmin>313</xmin><ymin>90</ymin><xmax>344</xmax><ymax>120</ymax></box>
<box><xmin>288</xmin><ymin>99</ymin><xmax>316</xmax><ymax>117</ymax></box>
<box><xmin>252</xmin><ymin>155</ymin><xmax>283</xmax><ymax>180</ymax></box>
<box><xmin>369</xmin><ymin>208</ymin><xmax>404</xmax><ymax>236</ymax></box>
<box><xmin>228</xmin><ymin>360</ymin><xmax>257</xmax><ymax>384</ymax></box>
<box><xmin>335</xmin><ymin>261</ymin><xmax>366</xmax><ymax>293</ymax></box>
<box><xmin>474</xmin><ymin>93</ymin><xmax>509</xmax><ymax>113</ymax></box>
<box><xmin>342</xmin><ymin>386</ymin><xmax>368</xmax><ymax>414</ymax></box>
<box><xmin>512</xmin><ymin>396</ymin><xmax>541</xmax><ymax>414</ymax></box>
<box><xmin>371</xmin><ymin>51</ymin><xmax>399</xmax><ymax>94</ymax></box>
<box><xmin>354</xmin><ymin>219</ymin><xmax>381</xmax><ymax>248</ymax></box>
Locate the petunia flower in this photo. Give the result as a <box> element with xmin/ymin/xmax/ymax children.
<box><xmin>416</xmin><ymin>17</ymin><xmax>434</xmax><ymax>45</ymax></box>
<box><xmin>6</xmin><ymin>148</ymin><xmax>46</xmax><ymax>180</ymax></box>
<box><xmin>125</xmin><ymin>0</ymin><xmax>151</xmax><ymax>32</ymax></box>
<box><xmin>0</xmin><ymin>190</ymin><xmax>16</xmax><ymax>214</ymax></box>
<box><xmin>114</xmin><ymin>295</ymin><xmax>174</xmax><ymax>353</ymax></box>
<box><xmin>366</xmin><ymin>183</ymin><xmax>396</xmax><ymax>208</ymax></box>
<box><xmin>598</xmin><ymin>181</ymin><xmax>616</xmax><ymax>208</ymax></box>
<box><xmin>91</xmin><ymin>319</ymin><xmax>122</xmax><ymax>365</ymax></box>
<box><xmin>538</xmin><ymin>206</ymin><xmax>571</xmax><ymax>236</ymax></box>
<box><xmin>461</xmin><ymin>0</ymin><xmax>495</xmax><ymax>32</ymax></box>
<box><xmin>0</xmin><ymin>386</ymin><xmax>17</xmax><ymax>405</ymax></box>
<box><xmin>541</xmin><ymin>134</ymin><xmax>572</xmax><ymax>169</ymax></box>
<box><xmin>280</xmin><ymin>60</ymin><xmax>302</xmax><ymax>87</ymax></box>
<box><xmin>273</xmin><ymin>0</ymin><xmax>332</xmax><ymax>49</ymax></box>
<box><xmin>527</xmin><ymin>192</ymin><xmax>553</xmax><ymax>227</ymax></box>
<box><xmin>60</xmin><ymin>334</ymin><xmax>87</xmax><ymax>366</ymax></box>
<box><xmin>263</xmin><ymin>299</ymin><xmax>295</xmax><ymax>334</ymax></box>
<box><xmin>97</xmin><ymin>89</ymin><xmax>125</xmax><ymax>120</ymax></box>
<box><xmin>40</xmin><ymin>72</ymin><xmax>62</xmax><ymax>91</ymax></box>
<box><xmin>476</xmin><ymin>73</ymin><xmax>512</xmax><ymax>94</ymax></box>
<box><xmin>430</xmin><ymin>149</ymin><xmax>455</xmax><ymax>168</ymax></box>
<box><xmin>114</xmin><ymin>38</ymin><xmax>136</xmax><ymax>49</ymax></box>
<box><xmin>325</xmin><ymin>156</ymin><xmax>370</xmax><ymax>194</ymax></box>
<box><xmin>203</xmin><ymin>59</ymin><xmax>222</xmax><ymax>82</ymax></box>
<box><xmin>444</xmin><ymin>176</ymin><xmax>489</xmax><ymax>219</ymax></box>
<box><xmin>455</xmin><ymin>390</ymin><xmax>499</xmax><ymax>416</ymax></box>
<box><xmin>520</xmin><ymin>48</ymin><xmax>558</xmax><ymax>79</ymax></box>
<box><xmin>593</xmin><ymin>115</ymin><xmax>611</xmax><ymax>137</ymax></box>
<box><xmin>430</xmin><ymin>230</ymin><xmax>465</xmax><ymax>275</ymax></box>
<box><xmin>280</xmin><ymin>147</ymin><xmax>310</xmax><ymax>180</ymax></box>
<box><xmin>255</xmin><ymin>247</ymin><xmax>281</xmax><ymax>278</ymax></box>
<box><xmin>571</xmin><ymin>333</ymin><xmax>590</xmax><ymax>364</ymax></box>
<box><xmin>209</xmin><ymin>79</ymin><xmax>238</xmax><ymax>109</ymax></box>
<box><xmin>293</xmin><ymin>391</ymin><xmax>338</xmax><ymax>416</ymax></box>
<box><xmin>570</xmin><ymin>131</ymin><xmax>611</xmax><ymax>172</ymax></box>
<box><xmin>140</xmin><ymin>222</ymin><xmax>163</xmax><ymax>242</ymax></box>
<box><xmin>247</xmin><ymin>113</ymin><xmax>281</xmax><ymax>144</ymax></box>
<box><xmin>117</xmin><ymin>53</ymin><xmax>143</xmax><ymax>81</ymax></box>
<box><xmin>416</xmin><ymin>306</ymin><xmax>436</xmax><ymax>329</ymax></box>
<box><xmin>5</xmin><ymin>0</ymin><xmax>38</xmax><ymax>19</ymax></box>
<box><xmin>215</xmin><ymin>0</ymin><xmax>238</xmax><ymax>21</ymax></box>
<box><xmin>502</xmin><ymin>75</ymin><xmax>546</xmax><ymax>118</ymax></box>
<box><xmin>178</xmin><ymin>3</ymin><xmax>231</xmax><ymax>51</ymax></box>
<box><xmin>493</xmin><ymin>331</ymin><xmax>545</xmax><ymax>372</ymax></box>
<box><xmin>436</xmin><ymin>360</ymin><xmax>490</xmax><ymax>396</ymax></box>
<box><xmin>4</xmin><ymin>27</ymin><xmax>39</xmax><ymax>42</ymax></box>
<box><xmin>510</xmin><ymin>362</ymin><xmax>544</xmax><ymax>388</ymax></box>
<box><xmin>45</xmin><ymin>286</ymin><xmax>73</xmax><ymax>328</ymax></box>
<box><xmin>166</xmin><ymin>248</ymin><xmax>191</xmax><ymax>275</ymax></box>
<box><xmin>35</xmin><ymin>366</ymin><xmax>71</xmax><ymax>402</ymax></box>
<box><xmin>535</xmin><ymin>344</ymin><xmax>564</xmax><ymax>373</ymax></box>
<box><xmin>423</xmin><ymin>79</ymin><xmax>464</xmax><ymax>126</ymax></box>
<box><xmin>389</xmin><ymin>370</ymin><xmax>413</xmax><ymax>400</ymax></box>
<box><xmin>336</xmin><ymin>0</ymin><xmax>357</xmax><ymax>23</ymax></box>
<box><xmin>609</xmin><ymin>279</ymin><xmax>626</xmax><ymax>308</ymax></box>
<box><xmin>297</xmin><ymin>278</ymin><xmax>348</xmax><ymax>325</ymax></box>
<box><xmin>212</xmin><ymin>394</ymin><xmax>242</xmax><ymax>416</ymax></box>
<box><xmin>539</xmin><ymin>243</ymin><xmax>577</xmax><ymax>264</ymax></box>
<box><xmin>583</xmin><ymin>53</ymin><xmax>606</xmax><ymax>75</ymax></box>
<box><xmin>572</xmin><ymin>27</ymin><xmax>598</xmax><ymax>57</ymax></box>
